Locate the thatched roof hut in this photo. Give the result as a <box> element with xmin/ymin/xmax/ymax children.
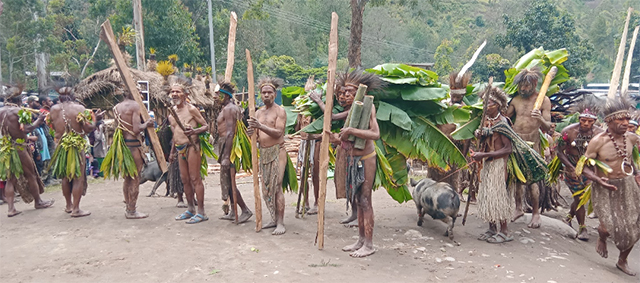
<box><xmin>74</xmin><ymin>66</ymin><xmax>216</xmax><ymax>111</ymax></box>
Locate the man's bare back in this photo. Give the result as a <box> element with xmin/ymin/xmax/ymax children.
<box><xmin>49</xmin><ymin>102</ymin><xmax>92</xmax><ymax>140</ymax></box>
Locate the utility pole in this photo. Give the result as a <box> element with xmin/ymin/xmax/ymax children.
<box><xmin>133</xmin><ymin>0</ymin><xmax>146</xmax><ymax>71</ymax></box>
<box><xmin>207</xmin><ymin>0</ymin><xmax>216</xmax><ymax>76</ymax></box>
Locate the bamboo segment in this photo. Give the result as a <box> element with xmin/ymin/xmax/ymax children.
<box><xmin>353</xmin><ymin>84</ymin><xmax>367</xmax><ymax>103</ymax></box>
<box><xmin>608</xmin><ymin>7</ymin><xmax>633</xmax><ymax>99</ymax></box>
<box><xmin>346</xmin><ymin>101</ymin><xmax>364</xmax><ymax>141</ymax></box>
<box><xmin>246</xmin><ymin>49</ymin><xmax>262</xmax><ymax>232</ymax></box>
<box><xmin>354</xmin><ymin>95</ymin><xmax>374</xmax><ymax>149</ymax></box>
<box><xmin>317</xmin><ymin>12</ymin><xmax>339</xmax><ymax>250</ymax></box>
<box><xmin>533</xmin><ymin>66</ymin><xmax>557</xmax><ymax>111</ymax></box>
<box><xmin>622</xmin><ymin>25</ymin><xmax>639</xmax><ymax>97</ymax></box>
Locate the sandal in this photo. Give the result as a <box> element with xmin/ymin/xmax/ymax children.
<box><xmin>175</xmin><ymin>210</ymin><xmax>195</xmax><ymax>221</ymax></box>
<box><xmin>486</xmin><ymin>232</ymin><xmax>513</xmax><ymax>244</ymax></box>
<box><xmin>478</xmin><ymin>230</ymin><xmax>496</xmax><ymax>241</ymax></box>
<box><xmin>186</xmin><ymin>214</ymin><xmax>209</xmax><ymax>224</ymax></box>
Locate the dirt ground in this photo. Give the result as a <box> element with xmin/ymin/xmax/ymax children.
<box><xmin>1</xmin><ymin>173</ymin><xmax>638</xmax><ymax>283</ymax></box>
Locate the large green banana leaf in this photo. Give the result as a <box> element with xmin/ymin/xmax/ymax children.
<box><xmin>366</xmin><ymin>63</ymin><xmax>439</xmax><ymax>86</ymax></box>
<box><xmin>376</xmin><ymin>101</ymin><xmax>412</xmax><ymax>131</ymax></box>
<box><xmin>504</xmin><ymin>47</ymin><xmax>570</xmax><ymax>96</ymax></box>
<box><xmin>284</xmin><ymin>106</ymin><xmax>299</xmax><ymax>134</ymax></box>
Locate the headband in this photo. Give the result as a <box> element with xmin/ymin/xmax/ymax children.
<box><xmin>450</xmin><ymin>89</ymin><xmax>466</xmax><ymax>95</ymax></box>
<box><xmin>219</xmin><ymin>89</ymin><xmax>233</xmax><ymax>98</ymax></box>
<box><xmin>260</xmin><ymin>83</ymin><xmax>276</xmax><ymax>91</ymax></box>
<box><xmin>579</xmin><ymin>108</ymin><xmax>597</xmax><ymax>120</ymax></box>
<box><xmin>630</xmin><ymin>120</ymin><xmax>638</xmax><ymax>126</ymax></box>
<box><xmin>604</xmin><ymin>110</ymin><xmax>631</xmax><ymax>123</ymax></box>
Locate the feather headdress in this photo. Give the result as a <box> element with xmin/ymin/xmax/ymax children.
<box><xmin>602</xmin><ymin>97</ymin><xmax>634</xmax><ymax>123</ymax></box>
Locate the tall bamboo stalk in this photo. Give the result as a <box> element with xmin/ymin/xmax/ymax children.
<box><xmin>608</xmin><ymin>7</ymin><xmax>633</xmax><ymax>99</ymax></box>
<box><xmin>621</xmin><ymin>25</ymin><xmax>639</xmax><ymax>97</ymax></box>
<box><xmin>246</xmin><ymin>49</ymin><xmax>262</xmax><ymax>232</ymax></box>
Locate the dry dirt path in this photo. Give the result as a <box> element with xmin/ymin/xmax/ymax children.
<box><xmin>1</xmin><ymin>174</ymin><xmax>638</xmax><ymax>283</ymax></box>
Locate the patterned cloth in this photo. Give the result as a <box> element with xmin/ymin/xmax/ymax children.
<box><xmin>260</xmin><ymin>144</ymin><xmax>285</xmax><ymax>222</ymax></box>
<box><xmin>592</xmin><ymin>176</ymin><xmax>640</xmax><ymax>251</ymax></box>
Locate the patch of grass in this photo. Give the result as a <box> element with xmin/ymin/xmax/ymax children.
<box><xmin>308</xmin><ymin>259</ymin><xmax>340</xmax><ymax>268</ymax></box>
<box><xmin>209</xmin><ymin>269</ymin><xmax>220</xmax><ymax>275</ymax></box>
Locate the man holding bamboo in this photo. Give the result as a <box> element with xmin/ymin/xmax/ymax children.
<box><xmin>248</xmin><ymin>77</ymin><xmax>288</xmax><ymax>235</ymax></box>
<box><xmin>104</xmin><ymin>91</ymin><xmax>155</xmax><ymax>219</ymax></box>
<box><xmin>556</xmin><ymin>100</ymin><xmax>603</xmax><ymax>241</ymax></box>
<box><xmin>216</xmin><ymin>81</ymin><xmax>253</xmax><ymax>223</ymax></box>
<box><xmin>0</xmin><ymin>86</ymin><xmax>55</xmax><ymax>217</ymax></box>
<box><xmin>327</xmin><ymin>70</ymin><xmax>382</xmax><ymax>258</ymax></box>
<box><xmin>49</xmin><ymin>87</ymin><xmax>103</xmax><ymax>217</ymax></box>
<box><xmin>580</xmin><ymin>98</ymin><xmax>640</xmax><ymax>276</ymax></box>
<box><xmin>168</xmin><ymin>79</ymin><xmax>210</xmax><ymax>224</ymax></box>
<box><xmin>506</xmin><ymin>67</ymin><xmax>552</xmax><ymax>228</ymax></box>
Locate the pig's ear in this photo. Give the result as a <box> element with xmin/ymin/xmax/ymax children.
<box><xmin>410</xmin><ymin>178</ymin><xmax>418</xmax><ymax>187</ymax></box>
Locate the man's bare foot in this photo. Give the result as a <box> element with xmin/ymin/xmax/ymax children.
<box><xmin>35</xmin><ymin>199</ymin><xmax>55</xmax><ymax>209</ymax></box>
<box><xmin>344</xmin><ymin>219</ymin><xmax>358</xmax><ymax>228</ymax></box>
<box><xmin>588</xmin><ymin>212</ymin><xmax>597</xmax><ymax>219</ymax></box>
<box><xmin>125</xmin><ymin>211</ymin><xmax>149</xmax><ymax>219</ymax></box>
<box><xmin>340</xmin><ymin>214</ymin><xmax>357</xmax><ymax>224</ymax></box>
<box><xmin>307</xmin><ymin>206</ymin><xmax>318</xmax><ymax>215</ymax></box>
<box><xmin>237</xmin><ymin>210</ymin><xmax>253</xmax><ymax>224</ymax></box>
<box><xmin>262</xmin><ymin>221</ymin><xmax>277</xmax><ymax>229</ymax></box>
<box><xmin>219</xmin><ymin>210</ymin><xmax>236</xmax><ymax>221</ymax></box>
<box><xmin>64</xmin><ymin>208</ymin><xmax>72</xmax><ymax>213</ymax></box>
<box><xmin>7</xmin><ymin>209</ymin><xmax>22</xmax><ymax>217</ymax></box>
<box><xmin>175</xmin><ymin>201</ymin><xmax>187</xmax><ymax>208</ymax></box>
<box><xmin>70</xmin><ymin>210</ymin><xmax>91</xmax><ymax>218</ymax></box>
<box><xmin>577</xmin><ymin>227</ymin><xmax>589</xmax><ymax>241</ymax></box>
<box><xmin>527</xmin><ymin>213</ymin><xmax>541</xmax><ymax>228</ymax></box>
<box><xmin>342</xmin><ymin>240</ymin><xmax>364</xmax><ymax>252</ymax></box>
<box><xmin>596</xmin><ymin>237</ymin><xmax>608</xmax><ymax>258</ymax></box>
<box><xmin>350</xmin><ymin>245</ymin><xmax>376</xmax><ymax>258</ymax></box>
<box><xmin>562</xmin><ymin>215</ymin><xmax>573</xmax><ymax>228</ymax></box>
<box><xmin>272</xmin><ymin>224</ymin><xmax>286</xmax><ymax>235</ymax></box>
<box><xmin>512</xmin><ymin>211</ymin><xmax>524</xmax><ymax>222</ymax></box>
<box><xmin>222</xmin><ymin>203</ymin><xmax>229</xmax><ymax>215</ymax></box>
<box><xmin>617</xmin><ymin>260</ymin><xmax>637</xmax><ymax>276</ymax></box>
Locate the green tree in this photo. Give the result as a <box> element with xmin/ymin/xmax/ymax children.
<box><xmin>433</xmin><ymin>39</ymin><xmax>454</xmax><ymax>82</ymax></box>
<box><xmin>472</xmin><ymin>53</ymin><xmax>510</xmax><ymax>83</ymax></box>
<box><xmin>496</xmin><ymin>0</ymin><xmax>593</xmax><ymax>80</ymax></box>
<box><xmin>256</xmin><ymin>54</ymin><xmax>326</xmax><ymax>87</ymax></box>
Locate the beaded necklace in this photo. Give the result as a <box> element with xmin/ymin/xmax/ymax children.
<box><xmin>606</xmin><ymin>130</ymin><xmax>633</xmax><ymax>176</ymax></box>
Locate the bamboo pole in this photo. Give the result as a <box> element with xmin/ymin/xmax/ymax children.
<box><xmin>354</xmin><ymin>95</ymin><xmax>374</xmax><ymax>149</ymax></box>
<box><xmin>246</xmin><ymin>49</ymin><xmax>262</xmax><ymax>232</ymax></box>
<box><xmin>533</xmin><ymin>66</ymin><xmax>557</xmax><ymax>110</ymax></box>
<box><xmin>225</xmin><ymin>12</ymin><xmax>238</xmax><ymax>82</ymax></box>
<box><xmin>608</xmin><ymin>7</ymin><xmax>633</xmax><ymax>99</ymax></box>
<box><xmin>621</xmin><ymin>25</ymin><xmax>639</xmax><ymax>97</ymax></box>
<box><xmin>132</xmin><ymin>0</ymin><xmax>145</xmax><ymax>71</ymax></box>
<box><xmin>100</xmin><ymin>19</ymin><xmax>167</xmax><ymax>173</ymax></box>
<box><xmin>316</xmin><ymin>12</ymin><xmax>339</xmax><ymax>250</ymax></box>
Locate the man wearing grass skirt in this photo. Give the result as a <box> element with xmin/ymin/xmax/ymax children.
<box><xmin>580</xmin><ymin>98</ymin><xmax>640</xmax><ymax>276</ymax></box>
<box><xmin>248</xmin><ymin>77</ymin><xmax>288</xmax><ymax>235</ymax></box>
<box><xmin>49</xmin><ymin>87</ymin><xmax>103</xmax><ymax>218</ymax></box>
<box><xmin>216</xmin><ymin>81</ymin><xmax>253</xmax><ymax>224</ymax></box>
<box><xmin>107</xmin><ymin>90</ymin><xmax>155</xmax><ymax>219</ymax></box>
<box><xmin>0</xmin><ymin>85</ymin><xmax>55</xmax><ymax>217</ymax></box>
<box><xmin>556</xmin><ymin>99</ymin><xmax>603</xmax><ymax>241</ymax></box>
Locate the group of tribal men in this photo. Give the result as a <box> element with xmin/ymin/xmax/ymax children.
<box><xmin>2</xmin><ymin>66</ymin><xmax>639</xmax><ymax>268</ymax></box>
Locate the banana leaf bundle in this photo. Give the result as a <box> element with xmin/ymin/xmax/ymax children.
<box><xmin>281</xmin><ymin>155</ymin><xmax>298</xmax><ymax>193</ymax></box>
<box><xmin>49</xmin><ymin>132</ymin><xmax>88</xmax><ymax>179</ymax></box>
<box><xmin>17</xmin><ymin>109</ymin><xmax>32</xmax><ymax>124</ymax></box>
<box><xmin>503</xmin><ymin>48</ymin><xmax>570</xmax><ymax>96</ymax></box>
<box><xmin>547</xmin><ymin>156</ymin><xmax>562</xmax><ymax>184</ymax></box>
<box><xmin>574</xmin><ymin>155</ymin><xmax>612</xmax><ymax>176</ymax></box>
<box><xmin>282</xmin><ymin>86</ymin><xmax>306</xmax><ymax>107</ymax></box>
<box><xmin>100</xmin><ymin>129</ymin><xmax>138</xmax><ymax>179</ymax></box>
<box><xmin>199</xmin><ymin>132</ymin><xmax>217</xmax><ymax>177</ymax></box>
<box><xmin>0</xmin><ymin>136</ymin><xmax>24</xmax><ymax>180</ymax></box>
<box><xmin>573</xmin><ymin>183</ymin><xmax>594</xmax><ymax>214</ymax></box>
<box><xmin>230</xmin><ymin>121</ymin><xmax>254</xmax><ymax>173</ymax></box>
<box><xmin>373</xmin><ymin>141</ymin><xmax>412</xmax><ymax>202</ymax></box>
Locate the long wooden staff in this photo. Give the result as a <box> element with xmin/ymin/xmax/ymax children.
<box><xmin>100</xmin><ymin>19</ymin><xmax>167</xmax><ymax>173</ymax></box>
<box><xmin>225</xmin><ymin>12</ymin><xmax>238</xmax><ymax>82</ymax></box>
<box><xmin>608</xmin><ymin>7</ymin><xmax>633</xmax><ymax>99</ymax></box>
<box><xmin>462</xmin><ymin>77</ymin><xmax>492</xmax><ymax>226</ymax></box>
<box><xmin>316</xmin><ymin>12</ymin><xmax>339</xmax><ymax>249</ymax></box>
<box><xmin>621</xmin><ymin>25</ymin><xmax>639</xmax><ymax>97</ymax></box>
<box><xmin>246</xmin><ymin>49</ymin><xmax>262</xmax><ymax>232</ymax></box>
